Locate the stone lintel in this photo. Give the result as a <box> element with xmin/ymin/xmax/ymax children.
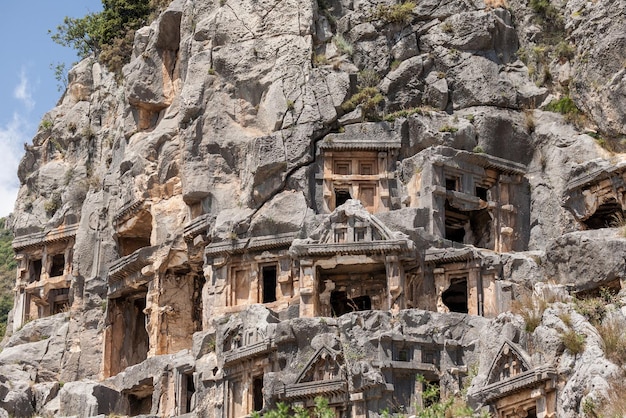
<box><xmin>205</xmin><ymin>232</ymin><xmax>297</xmax><ymax>257</ymax></box>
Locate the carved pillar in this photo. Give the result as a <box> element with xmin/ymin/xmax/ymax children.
<box><xmin>386</xmin><ymin>256</ymin><xmax>404</xmax><ymax>312</ymax></box>
<box><xmin>378</xmin><ymin>151</ymin><xmax>390</xmax><ymax>212</ymax></box>
<box><xmin>299</xmin><ymin>259</ymin><xmax>316</xmax><ymax>318</ymax></box>
<box><xmin>467</xmin><ymin>263</ymin><xmax>481</xmax><ymax>316</ymax></box>
<box><xmin>350</xmin><ymin>393</ymin><xmax>366</xmax><ymax>418</ymax></box>
<box><xmin>434</xmin><ymin>267</ymin><xmax>447</xmax><ymax>313</ymax></box>
<box><xmin>323</xmin><ymin>151</ymin><xmax>334</xmax><ymax>212</ymax></box>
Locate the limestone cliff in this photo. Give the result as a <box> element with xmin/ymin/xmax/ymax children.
<box><xmin>2</xmin><ymin>0</ymin><xmax>626</xmax><ymax>417</ymax></box>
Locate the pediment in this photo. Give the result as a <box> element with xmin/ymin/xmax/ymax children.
<box><xmin>296</xmin><ymin>346</ymin><xmax>344</xmax><ymax>384</ymax></box>
<box><xmin>486</xmin><ymin>341</ymin><xmax>532</xmax><ymax>385</ymax></box>
<box><xmin>319</xmin><ymin>200</ymin><xmax>394</xmax><ymax>244</ymax></box>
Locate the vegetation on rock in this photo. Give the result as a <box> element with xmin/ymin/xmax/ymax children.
<box><xmin>49</xmin><ymin>0</ymin><xmax>170</xmax><ymax>74</ymax></box>
<box><xmin>0</xmin><ymin>218</ymin><xmax>15</xmax><ymax>340</ymax></box>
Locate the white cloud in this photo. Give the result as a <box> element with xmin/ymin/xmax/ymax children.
<box><xmin>13</xmin><ymin>69</ymin><xmax>35</xmax><ymax>111</ymax></box>
<box><xmin>0</xmin><ymin>113</ymin><xmax>28</xmax><ymax>217</ymax></box>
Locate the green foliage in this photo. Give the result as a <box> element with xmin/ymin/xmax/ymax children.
<box><xmin>0</xmin><ymin>218</ymin><xmax>15</xmax><ymax>340</ymax></box>
<box><xmin>383</xmin><ymin>107</ymin><xmax>427</xmax><ymax>122</ymax></box>
<box><xmin>529</xmin><ymin>0</ymin><xmax>563</xmax><ymax>29</ymax></box>
<box><xmin>512</xmin><ymin>295</ymin><xmax>547</xmax><ymax>332</ymax></box>
<box><xmin>341</xmin><ymin>87</ymin><xmax>384</xmax><ymax>119</ymax></box>
<box><xmin>560</xmin><ymin>329</ymin><xmax>586</xmax><ymax>355</ymax></box>
<box><xmin>40</xmin><ymin>119</ymin><xmax>53</xmax><ymax>132</ymax></box>
<box><xmin>439</xmin><ymin>125</ymin><xmax>458</xmax><ymax>133</ymax></box>
<box><xmin>44</xmin><ymin>193</ymin><xmax>62</xmax><ymax>216</ymax></box>
<box><xmin>372</xmin><ymin>2</ymin><xmax>416</xmax><ymax>25</ymax></box>
<box><xmin>50</xmin><ymin>62</ymin><xmax>68</xmax><ymax>92</ymax></box>
<box><xmin>50</xmin><ymin>0</ymin><xmax>165</xmax><ymax>75</ymax></box>
<box><xmin>574</xmin><ymin>288</ymin><xmax>620</xmax><ymax>326</ymax></box>
<box><xmin>414</xmin><ymin>375</ymin><xmax>480</xmax><ymax>418</ymax></box>
<box><xmin>255</xmin><ymin>397</ymin><xmax>334</xmax><ymax>418</ymax></box>
<box><xmin>357</xmin><ymin>69</ymin><xmax>381</xmax><ymax>89</ymax></box>
<box><xmin>597</xmin><ymin>319</ymin><xmax>626</xmax><ymax>365</ymax></box>
<box><xmin>544</xmin><ymin>96</ymin><xmax>579</xmax><ymax>115</ymax></box>
<box><xmin>333</xmin><ymin>34</ymin><xmax>353</xmax><ymax>56</ymax></box>
<box><xmin>472</xmin><ymin>145</ymin><xmax>485</xmax><ymax>154</ymax></box>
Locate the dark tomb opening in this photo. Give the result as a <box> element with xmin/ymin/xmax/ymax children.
<box><xmin>262</xmin><ymin>265</ymin><xmax>277</xmax><ymax>303</ymax></box>
<box><xmin>51</xmin><ymin>288</ymin><xmax>70</xmax><ymax>314</ymax></box>
<box><xmin>253</xmin><ymin>376</ymin><xmax>264</xmax><ymax>412</ymax></box>
<box><xmin>331</xmin><ymin>291</ymin><xmax>371</xmax><ymax>316</ymax></box>
<box><xmin>442</xmin><ymin>278</ymin><xmax>468</xmax><ymax>313</ymax></box>
<box><xmin>30</xmin><ymin>259</ymin><xmax>42</xmax><ymax>282</ymax></box>
<box><xmin>184</xmin><ymin>373</ymin><xmax>195</xmax><ymax>413</ymax></box>
<box><xmin>582</xmin><ymin>200</ymin><xmax>624</xmax><ymax>229</ymax></box>
<box><xmin>335</xmin><ymin>189</ymin><xmax>351</xmax><ymax>207</ymax></box>
<box><xmin>476</xmin><ymin>186</ymin><xmax>488</xmax><ymax>201</ymax></box>
<box><xmin>50</xmin><ymin>253</ymin><xmax>65</xmax><ymax>277</ymax></box>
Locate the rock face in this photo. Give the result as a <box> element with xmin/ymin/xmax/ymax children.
<box><xmin>3</xmin><ymin>0</ymin><xmax>626</xmax><ymax>417</ymax></box>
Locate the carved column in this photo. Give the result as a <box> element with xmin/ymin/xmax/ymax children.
<box><xmin>299</xmin><ymin>259</ymin><xmax>316</xmax><ymax>318</ymax></box>
<box><xmin>386</xmin><ymin>256</ymin><xmax>404</xmax><ymax>312</ymax></box>
<box><xmin>433</xmin><ymin>267</ymin><xmax>447</xmax><ymax>313</ymax></box>
<box><xmin>467</xmin><ymin>263</ymin><xmax>481</xmax><ymax>316</ymax></box>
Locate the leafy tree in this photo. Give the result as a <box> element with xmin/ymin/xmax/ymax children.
<box><xmin>0</xmin><ymin>217</ymin><xmax>14</xmax><ymax>340</ymax></box>
<box><xmin>49</xmin><ymin>0</ymin><xmax>161</xmax><ymax>74</ymax></box>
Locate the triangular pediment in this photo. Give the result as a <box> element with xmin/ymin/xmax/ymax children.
<box><xmin>296</xmin><ymin>346</ymin><xmax>344</xmax><ymax>384</ymax></box>
<box><xmin>319</xmin><ymin>200</ymin><xmax>394</xmax><ymax>244</ymax></box>
<box><xmin>486</xmin><ymin>341</ymin><xmax>532</xmax><ymax>385</ymax></box>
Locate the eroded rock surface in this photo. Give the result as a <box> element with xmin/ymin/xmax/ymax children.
<box><xmin>3</xmin><ymin>0</ymin><xmax>626</xmax><ymax>417</ymax></box>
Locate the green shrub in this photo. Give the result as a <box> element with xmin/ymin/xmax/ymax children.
<box><xmin>597</xmin><ymin>319</ymin><xmax>626</xmax><ymax>365</ymax></box>
<box><xmin>472</xmin><ymin>145</ymin><xmax>485</xmax><ymax>154</ymax></box>
<box><xmin>512</xmin><ymin>295</ymin><xmax>547</xmax><ymax>332</ymax></box>
<box><xmin>383</xmin><ymin>107</ymin><xmax>426</xmax><ymax>122</ymax></box>
<box><xmin>357</xmin><ymin>69</ymin><xmax>381</xmax><ymax>89</ymax></box>
<box><xmin>333</xmin><ymin>34</ymin><xmax>353</xmax><ymax>56</ymax></box>
<box><xmin>544</xmin><ymin>96</ymin><xmax>579</xmax><ymax>115</ymax></box>
<box><xmin>372</xmin><ymin>2</ymin><xmax>415</xmax><ymax>25</ymax></box>
<box><xmin>560</xmin><ymin>329</ymin><xmax>586</xmax><ymax>355</ymax></box>
<box><xmin>50</xmin><ymin>0</ymin><xmax>167</xmax><ymax>75</ymax></box>
<box><xmin>439</xmin><ymin>125</ymin><xmax>458</xmax><ymax>133</ymax></box>
<box><xmin>44</xmin><ymin>193</ymin><xmax>62</xmax><ymax>216</ymax></box>
<box><xmin>341</xmin><ymin>87</ymin><xmax>384</xmax><ymax>119</ymax></box>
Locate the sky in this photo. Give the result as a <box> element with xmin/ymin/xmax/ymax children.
<box><xmin>0</xmin><ymin>1</ymin><xmax>103</xmax><ymax>217</ymax></box>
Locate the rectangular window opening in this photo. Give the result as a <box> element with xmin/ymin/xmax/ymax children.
<box><xmin>252</xmin><ymin>376</ymin><xmax>264</xmax><ymax>412</ymax></box>
<box><xmin>31</xmin><ymin>259</ymin><xmax>42</xmax><ymax>283</ymax></box>
<box><xmin>50</xmin><ymin>254</ymin><xmax>65</xmax><ymax>277</ymax></box>
<box><xmin>184</xmin><ymin>373</ymin><xmax>195</xmax><ymax>413</ymax></box>
<box><xmin>445</xmin><ymin>178</ymin><xmax>458</xmax><ymax>191</ymax></box>
<box><xmin>476</xmin><ymin>186</ymin><xmax>488</xmax><ymax>201</ymax></box>
<box><xmin>262</xmin><ymin>265</ymin><xmax>277</xmax><ymax>303</ymax></box>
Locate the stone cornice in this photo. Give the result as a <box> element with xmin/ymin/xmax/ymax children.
<box><xmin>205</xmin><ymin>232</ymin><xmax>298</xmax><ymax>257</ymax></box>
<box><xmin>274</xmin><ymin>379</ymin><xmax>347</xmax><ymax>399</ymax></box>
<box><xmin>566</xmin><ymin>163</ymin><xmax>626</xmax><ymax>191</ymax></box>
<box><xmin>475</xmin><ymin>365</ymin><xmax>557</xmax><ymax>404</ymax></box>
<box><xmin>108</xmin><ymin>246</ymin><xmax>157</xmax><ymax>283</ymax></box>
<box><xmin>183</xmin><ymin>213</ymin><xmax>215</xmax><ymax>242</ymax></box>
<box><xmin>13</xmin><ymin>224</ymin><xmax>79</xmax><ymax>251</ymax></box>
<box><xmin>114</xmin><ymin>198</ymin><xmax>146</xmax><ymax>224</ymax></box>
<box><xmin>223</xmin><ymin>339</ymin><xmax>273</xmax><ymax>366</ymax></box>
<box><xmin>291</xmin><ymin>239</ymin><xmax>415</xmax><ymax>257</ymax></box>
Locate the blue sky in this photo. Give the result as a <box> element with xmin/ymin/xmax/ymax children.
<box><xmin>0</xmin><ymin>1</ymin><xmax>103</xmax><ymax>217</ymax></box>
